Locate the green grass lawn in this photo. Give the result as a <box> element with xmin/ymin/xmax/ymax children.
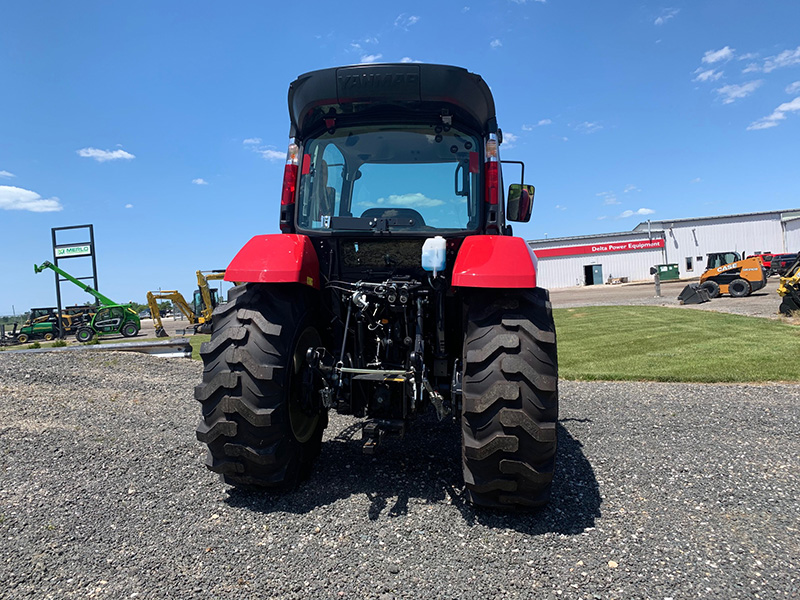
<box><xmin>554</xmin><ymin>306</ymin><xmax>800</xmax><ymax>383</ymax></box>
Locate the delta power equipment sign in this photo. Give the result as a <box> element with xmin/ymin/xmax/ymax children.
<box><xmin>534</xmin><ymin>238</ymin><xmax>665</xmax><ymax>258</ymax></box>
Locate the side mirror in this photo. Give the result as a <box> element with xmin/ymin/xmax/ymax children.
<box><xmin>507</xmin><ymin>183</ymin><xmax>534</xmax><ymax>222</ymax></box>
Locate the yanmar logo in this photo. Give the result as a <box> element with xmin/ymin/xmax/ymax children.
<box><xmin>716</xmin><ymin>262</ymin><xmax>739</xmax><ymax>273</ymax></box>
<box><xmin>338</xmin><ymin>72</ymin><xmax>419</xmax><ymax>92</ymax></box>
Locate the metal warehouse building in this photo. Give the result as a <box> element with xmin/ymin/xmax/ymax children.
<box><xmin>528</xmin><ymin>209</ymin><xmax>800</xmax><ymax>289</ymax></box>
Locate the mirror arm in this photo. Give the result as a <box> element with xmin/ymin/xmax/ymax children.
<box><xmin>501</xmin><ymin>160</ymin><xmax>525</xmax><ymax>185</ymax></box>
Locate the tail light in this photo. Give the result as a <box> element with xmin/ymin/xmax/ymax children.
<box><xmin>484</xmin><ymin>135</ymin><xmax>499</xmax><ymax>206</ymax></box>
<box><xmin>280</xmin><ymin>142</ymin><xmax>299</xmax><ymax>206</ymax></box>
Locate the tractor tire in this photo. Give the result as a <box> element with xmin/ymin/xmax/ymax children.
<box><xmin>700</xmin><ymin>280</ymin><xmax>720</xmax><ymax>299</ymax></box>
<box><xmin>76</xmin><ymin>327</ymin><xmax>94</xmax><ymax>343</ymax></box>
<box><xmin>461</xmin><ymin>288</ymin><xmax>559</xmax><ymax>509</ymax></box>
<box><xmin>43</xmin><ymin>333</ymin><xmax>55</xmax><ymax>342</ymax></box>
<box><xmin>17</xmin><ymin>333</ymin><xmax>29</xmax><ymax>344</ymax></box>
<box><xmin>121</xmin><ymin>322</ymin><xmax>139</xmax><ymax>337</ymax></box>
<box><xmin>195</xmin><ymin>283</ymin><xmax>327</xmax><ymax>490</ymax></box>
<box><xmin>729</xmin><ymin>278</ymin><xmax>751</xmax><ymax>298</ymax></box>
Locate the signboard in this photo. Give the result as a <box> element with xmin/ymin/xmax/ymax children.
<box><xmin>533</xmin><ymin>238</ymin><xmax>665</xmax><ymax>258</ymax></box>
<box><xmin>55</xmin><ymin>244</ymin><xmax>92</xmax><ymax>258</ymax></box>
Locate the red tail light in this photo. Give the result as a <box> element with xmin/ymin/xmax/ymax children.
<box><xmin>484</xmin><ymin>137</ymin><xmax>499</xmax><ymax>205</ymax></box>
<box><xmin>280</xmin><ymin>143</ymin><xmax>299</xmax><ymax>206</ymax></box>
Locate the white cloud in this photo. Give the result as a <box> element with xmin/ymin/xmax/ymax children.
<box><xmin>740</xmin><ymin>46</ymin><xmax>800</xmax><ymax>74</ymax></box>
<box><xmin>596</xmin><ymin>191</ymin><xmax>619</xmax><ymax>205</ymax></box>
<box><xmin>360</xmin><ymin>54</ymin><xmax>383</xmax><ymax>63</ymax></box>
<box><xmin>192</xmin><ymin>178</ymin><xmax>208</xmax><ymax>185</ymax></box>
<box><xmin>125</xmin><ymin>203</ymin><xmax>133</xmax><ymax>209</ymax></box>
<box><xmin>747</xmin><ymin>96</ymin><xmax>800</xmax><ymax>131</ymax></box>
<box><xmin>618</xmin><ymin>208</ymin><xmax>655</xmax><ymax>218</ymax></box>
<box><xmin>522</xmin><ymin>119</ymin><xmax>551</xmax><ymax>131</ymax></box>
<box><xmin>693</xmin><ymin>68</ymin><xmax>723</xmax><ymax>82</ymax></box>
<box><xmin>715</xmin><ymin>80</ymin><xmax>762</xmax><ymax>104</ymax></box>
<box><xmin>490</xmin><ymin>39</ymin><xmax>502</xmax><ymax>49</ymax></box>
<box><xmin>371</xmin><ymin>193</ymin><xmax>444</xmax><ymax>208</ymax></box>
<box><xmin>554</xmin><ymin>204</ymin><xmax>566</xmax><ymax>211</ymax></box>
<box><xmin>0</xmin><ymin>185</ymin><xmax>63</xmax><ymax>212</ymax></box>
<box><xmin>400</xmin><ymin>57</ymin><xmax>421</xmax><ymax>63</ymax></box>
<box><xmin>511</xmin><ymin>0</ymin><xmax>547</xmax><ymax>3</ymax></box>
<box><xmin>502</xmin><ymin>131</ymin><xmax>518</xmax><ymax>146</ymax></box>
<box><xmin>654</xmin><ymin>8</ymin><xmax>679</xmax><ymax>26</ymax></box>
<box><xmin>786</xmin><ymin>81</ymin><xmax>800</xmax><ymax>94</ymax></box>
<box><xmin>257</xmin><ymin>149</ymin><xmax>287</xmax><ymax>161</ymax></box>
<box><xmin>394</xmin><ymin>14</ymin><xmax>420</xmax><ymax>29</ymax></box>
<box><xmin>244</xmin><ymin>140</ymin><xmax>286</xmax><ymax>162</ymax></box>
<box><xmin>623</xmin><ymin>184</ymin><xmax>640</xmax><ymax>193</ymax></box>
<box><xmin>762</xmin><ymin>45</ymin><xmax>800</xmax><ymax>73</ymax></box>
<box><xmin>702</xmin><ymin>46</ymin><xmax>735</xmax><ymax>64</ymax></box>
<box><xmin>574</xmin><ymin>121</ymin><xmax>602</xmax><ymax>134</ymax></box>
<box><xmin>77</xmin><ymin>147</ymin><xmax>135</xmax><ymax>162</ymax></box>
<box><xmin>691</xmin><ymin>177</ymin><xmax>702</xmax><ymax>183</ymax></box>
<box><xmin>0</xmin><ymin>170</ymin><xmax>15</xmax><ymax>178</ymax></box>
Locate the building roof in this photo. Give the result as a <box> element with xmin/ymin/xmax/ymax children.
<box><xmin>632</xmin><ymin>208</ymin><xmax>800</xmax><ymax>231</ymax></box>
<box><xmin>528</xmin><ymin>229</ymin><xmax>665</xmax><ymax>246</ymax></box>
<box><xmin>528</xmin><ymin>208</ymin><xmax>800</xmax><ymax>246</ymax></box>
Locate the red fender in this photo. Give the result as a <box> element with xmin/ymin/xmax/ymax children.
<box><xmin>225</xmin><ymin>234</ymin><xmax>320</xmax><ymax>289</ymax></box>
<box><xmin>452</xmin><ymin>235</ymin><xmax>538</xmax><ymax>288</ymax></box>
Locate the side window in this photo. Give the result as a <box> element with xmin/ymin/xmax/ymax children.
<box><xmin>685</xmin><ymin>257</ymin><xmax>693</xmax><ymax>272</ymax></box>
<box><xmin>297</xmin><ymin>143</ymin><xmax>345</xmax><ymax>229</ymax></box>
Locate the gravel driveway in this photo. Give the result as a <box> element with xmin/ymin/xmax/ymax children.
<box><xmin>548</xmin><ymin>278</ymin><xmax>788</xmax><ymax>321</ymax></box>
<box><xmin>1</xmin><ymin>352</ymin><xmax>798</xmax><ymax>599</ymax></box>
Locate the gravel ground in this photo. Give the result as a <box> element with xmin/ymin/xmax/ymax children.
<box><xmin>1</xmin><ymin>352</ymin><xmax>798</xmax><ymax>599</ymax></box>
<box><xmin>549</xmin><ymin>279</ymin><xmax>785</xmax><ymax>320</ymax></box>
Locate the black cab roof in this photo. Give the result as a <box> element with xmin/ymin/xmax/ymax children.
<box><xmin>288</xmin><ymin>63</ymin><xmax>497</xmax><ymax>138</ymax></box>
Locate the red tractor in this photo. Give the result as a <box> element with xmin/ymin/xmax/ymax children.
<box><xmin>195</xmin><ymin>64</ymin><xmax>558</xmax><ymax>509</ymax></box>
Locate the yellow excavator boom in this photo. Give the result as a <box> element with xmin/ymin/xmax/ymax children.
<box><xmin>146</xmin><ymin>290</ymin><xmax>198</xmax><ymax>337</ymax></box>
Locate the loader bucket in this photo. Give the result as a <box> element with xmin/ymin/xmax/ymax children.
<box><xmin>678</xmin><ymin>283</ymin><xmax>710</xmax><ymax>305</ymax></box>
<box><xmin>779</xmin><ymin>296</ymin><xmax>800</xmax><ymax>316</ymax></box>
<box><xmin>155</xmin><ymin>327</ymin><xmax>169</xmax><ymax>338</ymax></box>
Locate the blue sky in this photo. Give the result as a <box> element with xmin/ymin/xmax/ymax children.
<box><xmin>2</xmin><ymin>1</ymin><xmax>799</xmax><ymax>314</ymax></box>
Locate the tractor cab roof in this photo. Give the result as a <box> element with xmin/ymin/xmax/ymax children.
<box><xmin>288</xmin><ymin>63</ymin><xmax>497</xmax><ymax>138</ymax></box>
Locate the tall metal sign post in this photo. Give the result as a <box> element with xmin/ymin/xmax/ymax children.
<box><xmin>51</xmin><ymin>224</ymin><xmax>98</xmax><ymax>339</ymax></box>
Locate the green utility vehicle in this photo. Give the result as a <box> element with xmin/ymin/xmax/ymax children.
<box><xmin>15</xmin><ymin>306</ymin><xmax>93</xmax><ymax>343</ymax></box>
<box><xmin>34</xmin><ymin>261</ymin><xmax>141</xmax><ymax>341</ymax></box>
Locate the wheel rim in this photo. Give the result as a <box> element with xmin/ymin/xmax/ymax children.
<box><xmin>44</xmin><ymin>333</ymin><xmax>54</xmax><ymax>341</ymax></box>
<box><xmin>18</xmin><ymin>334</ymin><xmax>28</xmax><ymax>343</ymax></box>
<box><xmin>288</xmin><ymin>327</ymin><xmax>321</xmax><ymax>444</ymax></box>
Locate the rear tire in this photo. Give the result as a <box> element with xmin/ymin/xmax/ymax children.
<box><xmin>195</xmin><ymin>283</ymin><xmax>327</xmax><ymax>490</ymax></box>
<box><xmin>43</xmin><ymin>333</ymin><xmax>55</xmax><ymax>342</ymax></box>
<box><xmin>461</xmin><ymin>288</ymin><xmax>559</xmax><ymax>509</ymax></box>
<box><xmin>729</xmin><ymin>278</ymin><xmax>750</xmax><ymax>298</ymax></box>
<box><xmin>17</xmin><ymin>333</ymin><xmax>29</xmax><ymax>344</ymax></box>
<box><xmin>700</xmin><ymin>280</ymin><xmax>720</xmax><ymax>299</ymax></box>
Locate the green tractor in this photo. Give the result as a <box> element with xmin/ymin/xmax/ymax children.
<box><xmin>34</xmin><ymin>261</ymin><xmax>141</xmax><ymax>342</ymax></box>
<box><xmin>15</xmin><ymin>306</ymin><xmax>93</xmax><ymax>343</ymax></box>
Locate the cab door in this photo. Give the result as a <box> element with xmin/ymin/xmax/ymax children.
<box><xmin>93</xmin><ymin>306</ymin><xmax>124</xmax><ymax>333</ymax></box>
